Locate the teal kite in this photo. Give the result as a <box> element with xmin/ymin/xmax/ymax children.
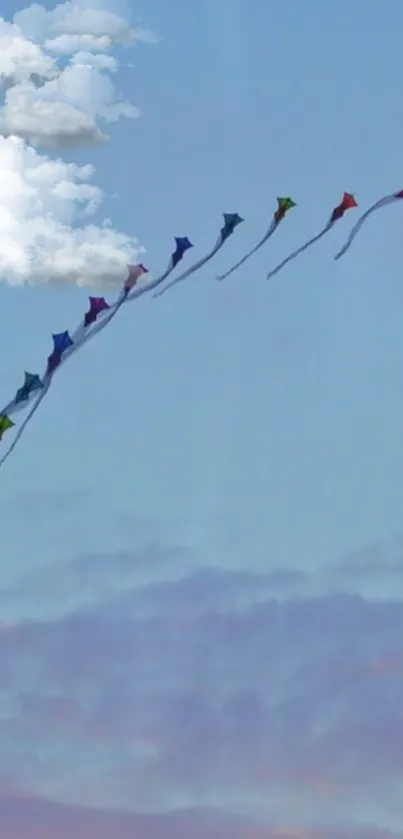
<box><xmin>217</xmin><ymin>197</ymin><xmax>296</xmax><ymax>281</ymax></box>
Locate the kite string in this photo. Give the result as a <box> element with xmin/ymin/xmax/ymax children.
<box><xmin>266</xmin><ymin>223</ymin><xmax>332</xmax><ymax>280</ymax></box>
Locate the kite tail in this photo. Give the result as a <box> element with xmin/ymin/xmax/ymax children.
<box><xmin>216</xmin><ymin>220</ymin><xmax>277</xmax><ymax>281</ymax></box>
<box><xmin>0</xmin><ymin>286</ymin><xmax>134</xmax><ymax>467</ymax></box>
<box><xmin>66</xmin><ymin>295</ymin><xmax>127</xmax><ymax>363</ymax></box>
<box><xmin>51</xmin><ymin>260</ymin><xmax>181</xmax><ymax>375</ymax></box>
<box><xmin>124</xmin><ymin>265</ymin><xmax>183</xmax><ymax>306</ymax></box>
<box><xmin>0</xmin><ymin>382</ymin><xmax>50</xmax><ymax>469</ymax></box>
<box><xmin>1</xmin><ymin>394</ymin><xmax>35</xmax><ymax>418</ymax></box>
<box><xmin>153</xmin><ymin>239</ymin><xmax>222</xmax><ymax>299</ymax></box>
<box><xmin>124</xmin><ymin>251</ymin><xmax>188</xmax><ymax>303</ymax></box>
<box><xmin>266</xmin><ymin>223</ymin><xmax>332</xmax><ymax>281</ymax></box>
<box><xmin>334</xmin><ymin>195</ymin><xmax>399</xmax><ymax>260</ymax></box>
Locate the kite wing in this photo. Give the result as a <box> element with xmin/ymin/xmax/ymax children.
<box><xmin>0</xmin><ymin>415</ymin><xmax>14</xmax><ymax>441</ymax></box>
<box><xmin>14</xmin><ymin>372</ymin><xmax>43</xmax><ymax>405</ymax></box>
<box><xmin>46</xmin><ymin>332</ymin><xmax>74</xmax><ymax>376</ymax></box>
<box><xmin>84</xmin><ymin>297</ymin><xmax>110</xmax><ymax>327</ymax></box>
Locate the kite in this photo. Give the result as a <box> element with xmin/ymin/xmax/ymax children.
<box><xmin>216</xmin><ymin>197</ymin><xmax>296</xmax><ymax>281</ymax></box>
<box><xmin>334</xmin><ymin>189</ymin><xmax>403</xmax><ymax>260</ymax></box>
<box><xmin>153</xmin><ymin>213</ymin><xmax>243</xmax><ymax>298</ymax></box>
<box><xmin>46</xmin><ymin>331</ymin><xmax>74</xmax><ymax>376</ymax></box>
<box><xmin>0</xmin><ymin>331</ymin><xmax>75</xmax><ymax>468</ymax></box>
<box><xmin>4</xmin><ymin>185</ymin><xmax>390</xmax><ymax>475</ymax></box>
<box><xmin>1</xmin><ymin>372</ymin><xmax>44</xmax><ymax>418</ymax></box>
<box><xmin>65</xmin><ymin>239</ymin><xmax>194</xmax><ymax>364</ymax></box>
<box><xmin>66</xmin><ymin>263</ymin><xmax>149</xmax><ymax>363</ymax></box>
<box><xmin>0</xmin><ymin>415</ymin><xmax>14</xmax><ymax>441</ymax></box>
<box><xmin>266</xmin><ymin>192</ymin><xmax>358</xmax><ymax>281</ymax></box>
<box><xmin>0</xmin><ymin>382</ymin><xmax>50</xmax><ymax>468</ymax></box>
<box><xmin>0</xmin><ymin>237</ymin><xmax>195</xmax><ymax>469</ymax></box>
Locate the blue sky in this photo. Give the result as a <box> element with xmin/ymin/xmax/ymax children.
<box><xmin>0</xmin><ymin>0</ymin><xmax>403</xmax><ymax>835</ymax></box>
<box><xmin>2</xmin><ymin>0</ymin><xmax>403</xmax><ymax>576</ymax></box>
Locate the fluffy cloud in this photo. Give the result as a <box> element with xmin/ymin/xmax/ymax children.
<box><xmin>0</xmin><ymin>19</ymin><xmax>56</xmax><ymax>84</ymax></box>
<box><xmin>0</xmin><ymin>6</ymin><xmax>141</xmax><ymax>148</ymax></box>
<box><xmin>0</xmin><ymin>61</ymin><xmax>139</xmax><ymax>148</ymax></box>
<box><xmin>0</xmin><ymin>0</ymin><xmax>152</xmax><ymax>287</ymax></box>
<box><xmin>15</xmin><ymin>0</ymin><xmax>154</xmax><ymax>53</ymax></box>
<box><xmin>70</xmin><ymin>51</ymin><xmax>118</xmax><ymax>70</ymax></box>
<box><xmin>0</xmin><ymin>135</ymin><xmax>140</xmax><ymax>287</ymax></box>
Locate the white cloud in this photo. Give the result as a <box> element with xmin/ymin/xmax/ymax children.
<box><xmin>0</xmin><ymin>14</ymin><xmax>140</xmax><ymax>148</ymax></box>
<box><xmin>42</xmin><ymin>62</ymin><xmax>138</xmax><ymax>123</ymax></box>
<box><xmin>0</xmin><ymin>61</ymin><xmax>138</xmax><ymax>147</ymax></box>
<box><xmin>14</xmin><ymin>1</ymin><xmax>153</xmax><ymax>53</ymax></box>
<box><xmin>0</xmin><ymin>19</ymin><xmax>56</xmax><ymax>84</ymax></box>
<box><xmin>0</xmin><ymin>135</ymin><xmax>141</xmax><ymax>288</ymax></box>
<box><xmin>0</xmin><ymin>0</ymin><xmax>155</xmax><ymax>288</ymax></box>
<box><xmin>45</xmin><ymin>33</ymin><xmax>114</xmax><ymax>54</ymax></box>
<box><xmin>0</xmin><ymin>86</ymin><xmax>108</xmax><ymax>148</ymax></box>
<box><xmin>70</xmin><ymin>51</ymin><xmax>118</xmax><ymax>70</ymax></box>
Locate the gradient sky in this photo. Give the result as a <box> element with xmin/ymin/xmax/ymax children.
<box><xmin>0</xmin><ymin>0</ymin><xmax>403</xmax><ymax>836</ymax></box>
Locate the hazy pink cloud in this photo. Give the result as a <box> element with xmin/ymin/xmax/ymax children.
<box><xmin>0</xmin><ymin>795</ymin><xmax>401</xmax><ymax>839</ymax></box>
<box><xmin>0</xmin><ymin>543</ymin><xmax>403</xmax><ymax>830</ymax></box>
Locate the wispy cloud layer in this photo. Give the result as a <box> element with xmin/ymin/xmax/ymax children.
<box><xmin>1</xmin><ymin>534</ymin><xmax>403</xmax><ymax>835</ymax></box>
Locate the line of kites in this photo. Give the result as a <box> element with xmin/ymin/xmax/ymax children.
<box><xmin>0</xmin><ymin>187</ymin><xmax>401</xmax><ymax>469</ymax></box>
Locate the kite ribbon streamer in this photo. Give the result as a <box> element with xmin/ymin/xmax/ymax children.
<box><xmin>266</xmin><ymin>192</ymin><xmax>357</xmax><ymax>281</ymax></box>
<box><xmin>216</xmin><ymin>197</ymin><xmax>296</xmax><ymax>281</ymax></box>
<box><xmin>6</xmin><ymin>238</ymin><xmax>193</xmax><ymax>412</ymax></box>
<box><xmin>334</xmin><ymin>190</ymin><xmax>403</xmax><ymax>260</ymax></box>
<box><xmin>0</xmin><ymin>239</ymin><xmax>194</xmax><ymax>467</ymax></box>
<box><xmin>153</xmin><ymin>213</ymin><xmax>244</xmax><ymax>299</ymax></box>
<box><xmin>0</xmin><ymin>330</ymin><xmax>75</xmax><ymax>465</ymax></box>
<box><xmin>66</xmin><ymin>237</ymin><xmax>194</xmax><ymax>360</ymax></box>
<box><xmin>62</xmin><ymin>264</ymin><xmax>149</xmax><ymax>368</ymax></box>
<box><xmin>0</xmin><ymin>382</ymin><xmax>50</xmax><ymax>469</ymax></box>
<box><xmin>59</xmin><ymin>237</ymin><xmax>194</xmax><ymax>368</ymax></box>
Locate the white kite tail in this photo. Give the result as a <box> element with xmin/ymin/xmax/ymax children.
<box><xmin>123</xmin><ymin>260</ymin><xmax>183</xmax><ymax>307</ymax></box>
<box><xmin>1</xmin><ymin>393</ymin><xmax>36</xmax><ymax>419</ymax></box>
<box><xmin>153</xmin><ymin>237</ymin><xmax>223</xmax><ymax>299</ymax></box>
<box><xmin>64</xmin><ymin>256</ymin><xmax>178</xmax><ymax>362</ymax></box>
<box><xmin>266</xmin><ymin>222</ymin><xmax>333</xmax><ymax>281</ymax></box>
<box><xmin>0</xmin><ymin>257</ymin><xmax>184</xmax><ymax>470</ymax></box>
<box><xmin>62</xmin><ymin>289</ymin><xmax>129</xmax><ymax>370</ymax></box>
<box><xmin>217</xmin><ymin>219</ymin><xmax>277</xmax><ymax>281</ymax></box>
<box><xmin>0</xmin><ymin>380</ymin><xmax>51</xmax><ymax>470</ymax></box>
<box><xmin>334</xmin><ymin>195</ymin><xmax>399</xmax><ymax>260</ymax></box>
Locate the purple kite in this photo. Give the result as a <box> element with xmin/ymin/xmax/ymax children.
<box><xmin>0</xmin><ymin>235</ymin><xmax>195</xmax><ymax>469</ymax></box>
<box><xmin>154</xmin><ymin>214</ymin><xmax>243</xmax><ymax>299</ymax></box>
